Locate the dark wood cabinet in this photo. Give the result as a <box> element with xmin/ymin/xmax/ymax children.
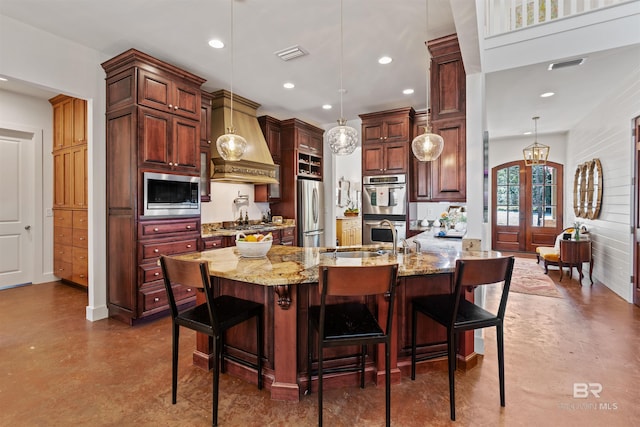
<box><xmin>428</xmin><ymin>34</ymin><xmax>466</xmax><ymax>122</ymax></box>
<box><xmin>272</xmin><ymin>119</ymin><xmax>324</xmax><ymax>225</ymax></box>
<box><xmin>408</xmin><ymin>34</ymin><xmax>466</xmax><ymax>202</ymax></box>
<box><xmin>360</xmin><ymin>107</ymin><xmax>414</xmax><ymax>176</ymax></box>
<box><xmin>200</xmin><ymin>91</ymin><xmax>213</xmax><ymax>201</ymax></box>
<box><xmin>102</xmin><ymin>49</ymin><xmax>206</xmax><ymax>324</ymax></box>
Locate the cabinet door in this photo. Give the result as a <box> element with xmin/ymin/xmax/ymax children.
<box><xmin>172</xmin><ymin>81</ymin><xmax>200</xmax><ymax>120</ymax></box>
<box><xmin>362</xmin><ymin>121</ymin><xmax>384</xmax><ymax>144</ymax></box>
<box><xmin>267</xmin><ymin>126</ymin><xmax>281</xmax><ymax>162</ymax></box>
<box><xmin>139</xmin><ymin>107</ymin><xmax>171</xmax><ymax>168</ymax></box>
<box><xmin>362</xmin><ymin>143</ymin><xmax>385</xmax><ymax>175</ymax></box>
<box><xmin>308</xmin><ymin>132</ymin><xmax>323</xmax><ymax>155</ymax></box>
<box><xmin>430</xmin><ymin>119</ymin><xmax>466</xmax><ymax>202</ymax></box>
<box><xmin>72</xmin><ymin>98</ymin><xmax>87</xmax><ymax>145</ymax></box>
<box><xmin>383</xmin><ymin>143</ymin><xmax>407</xmax><ymax>174</ymax></box>
<box><xmin>53</xmin><ymin>150</ymin><xmax>72</xmax><ymax>207</ymax></box>
<box><xmin>172</xmin><ymin>117</ymin><xmax>199</xmax><ymax>172</ymax></box>
<box><xmin>410</xmin><ymin>113</ymin><xmax>431</xmax><ymax>201</ymax></box>
<box><xmin>138</xmin><ymin>69</ymin><xmax>172</xmax><ymax>112</ymax></box>
<box><xmin>430</xmin><ymin>52</ymin><xmax>465</xmax><ymax>121</ymax></box>
<box><xmin>72</xmin><ymin>146</ymin><xmax>88</xmax><ymax>208</ymax></box>
<box><xmin>384</xmin><ymin>117</ymin><xmax>410</xmax><ymax>143</ymax></box>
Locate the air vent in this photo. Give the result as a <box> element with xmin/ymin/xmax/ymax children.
<box><xmin>275</xmin><ymin>45</ymin><xmax>308</xmax><ymax>61</ymax></box>
<box><xmin>548</xmin><ymin>58</ymin><xmax>585</xmax><ymax>70</ymax></box>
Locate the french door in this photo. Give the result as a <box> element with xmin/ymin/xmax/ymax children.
<box><xmin>492</xmin><ymin>160</ymin><xmax>563</xmax><ymax>253</ymax></box>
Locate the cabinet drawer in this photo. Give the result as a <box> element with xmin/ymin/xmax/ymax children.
<box><xmin>72</xmin><ymin>246</ymin><xmax>88</xmax><ymax>267</ymax></box>
<box><xmin>140</xmin><ymin>263</ymin><xmax>164</xmax><ymax>284</ymax></box>
<box><xmin>140</xmin><ymin>219</ymin><xmax>200</xmax><ymax>237</ymax></box>
<box><xmin>140</xmin><ymin>238</ymin><xmax>198</xmax><ymax>262</ymax></box>
<box><xmin>54</xmin><ymin>210</ymin><xmax>73</xmax><ymax>227</ymax></box>
<box><xmin>54</xmin><ymin>259</ymin><xmax>73</xmax><ymax>280</ymax></box>
<box><xmin>203</xmin><ymin>237</ymin><xmax>224</xmax><ymax>249</ymax></box>
<box><xmin>282</xmin><ymin>227</ymin><xmax>295</xmax><ymax>238</ymax></box>
<box><xmin>54</xmin><ymin>226</ymin><xmax>73</xmax><ymax>246</ymax></box>
<box><xmin>72</xmin><ymin>228</ymin><xmax>88</xmax><ymax>248</ymax></box>
<box><xmin>141</xmin><ymin>286</ymin><xmax>169</xmax><ymax>312</ymax></box>
<box><xmin>72</xmin><ymin>264</ymin><xmax>89</xmax><ymax>287</ymax></box>
<box><xmin>73</xmin><ymin>210</ymin><xmax>88</xmax><ymax>229</ymax></box>
<box><xmin>54</xmin><ymin>244</ymin><xmax>72</xmax><ymax>262</ymax></box>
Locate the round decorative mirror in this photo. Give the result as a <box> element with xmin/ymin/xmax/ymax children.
<box><xmin>573</xmin><ymin>159</ymin><xmax>602</xmax><ymax>219</ymax></box>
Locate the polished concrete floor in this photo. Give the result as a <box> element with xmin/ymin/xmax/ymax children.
<box><xmin>1</xmin><ymin>263</ymin><xmax>639</xmax><ymax>426</ymax></box>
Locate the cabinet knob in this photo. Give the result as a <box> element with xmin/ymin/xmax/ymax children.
<box><xmin>154</xmin><ymin>272</ymin><xmax>160</xmax><ymax>276</ymax></box>
<box><xmin>207</xmin><ymin>140</ymin><xmax>211</xmax><ymax>144</ymax></box>
<box><xmin>154</xmin><ymin>228</ymin><xmax>159</xmax><ymax>232</ymax></box>
<box><xmin>186</xmin><ymin>244</ymin><xmax>192</xmax><ymax>248</ymax></box>
<box><xmin>174</xmin><ymin>106</ymin><xmax>178</xmax><ymax>110</ymax></box>
<box><xmin>79</xmin><ymin>237</ymin><xmax>85</xmax><ymax>241</ymax></box>
<box><xmin>168</xmin><ymin>104</ymin><xmax>173</xmax><ymax>109</ymax></box>
<box><xmin>186</xmin><ymin>288</ymin><xmax>192</xmax><ymax>292</ymax></box>
<box><xmin>80</xmin><ymin>274</ymin><xmax>86</xmax><ymax>278</ymax></box>
<box><xmin>154</xmin><ymin>297</ymin><xmax>160</xmax><ymax>302</ymax></box>
<box><xmin>186</xmin><ymin>225</ymin><xmax>191</xmax><ymax>229</ymax></box>
<box><xmin>169</xmin><ymin>162</ymin><xmax>173</xmax><ymax>166</ymax></box>
<box><xmin>154</xmin><ymin>249</ymin><xmax>159</xmax><ymax>253</ymax></box>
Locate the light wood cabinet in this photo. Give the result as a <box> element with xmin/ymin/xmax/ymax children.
<box><xmin>50</xmin><ymin>95</ymin><xmax>89</xmax><ymax>288</ymax></box>
<box><xmin>336</xmin><ymin>217</ymin><xmax>362</xmax><ymax>246</ymax></box>
<box><xmin>360</xmin><ymin>107</ymin><xmax>414</xmax><ymax>176</ymax></box>
<box><xmin>102</xmin><ymin>48</ymin><xmax>205</xmax><ymax>324</ymax></box>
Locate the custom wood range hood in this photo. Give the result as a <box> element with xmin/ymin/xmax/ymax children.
<box><xmin>210</xmin><ymin>90</ymin><xmax>278</xmax><ymax>184</ymax></box>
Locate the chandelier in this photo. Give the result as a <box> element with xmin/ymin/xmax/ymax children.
<box><xmin>522</xmin><ymin>116</ymin><xmax>549</xmax><ymax>166</ymax></box>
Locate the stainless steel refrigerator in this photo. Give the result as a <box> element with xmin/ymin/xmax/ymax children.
<box><xmin>297</xmin><ymin>179</ymin><xmax>324</xmax><ymax>247</ymax></box>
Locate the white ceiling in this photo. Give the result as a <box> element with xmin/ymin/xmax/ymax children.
<box><xmin>1</xmin><ymin>0</ymin><xmax>638</xmax><ymax>139</ymax></box>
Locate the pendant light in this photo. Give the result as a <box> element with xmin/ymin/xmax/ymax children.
<box><xmin>523</xmin><ymin>116</ymin><xmax>549</xmax><ymax>166</ymax></box>
<box><xmin>411</xmin><ymin>0</ymin><xmax>444</xmax><ymax>162</ymax></box>
<box><xmin>216</xmin><ymin>0</ymin><xmax>247</xmax><ymax>161</ymax></box>
<box><xmin>327</xmin><ymin>0</ymin><xmax>358</xmax><ymax>156</ymax></box>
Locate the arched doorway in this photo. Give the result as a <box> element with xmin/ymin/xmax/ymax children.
<box><xmin>492</xmin><ymin>160</ymin><xmax>564</xmax><ymax>252</ymax></box>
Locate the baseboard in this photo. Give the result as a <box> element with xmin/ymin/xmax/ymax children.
<box><xmin>86</xmin><ymin>304</ymin><xmax>109</xmax><ymax>321</ymax></box>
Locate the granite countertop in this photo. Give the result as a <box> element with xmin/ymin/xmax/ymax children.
<box><xmin>201</xmin><ymin>222</ymin><xmax>296</xmax><ymax>238</ymax></box>
<box><xmin>174</xmin><ymin>233</ymin><xmax>501</xmax><ymax>286</ymax></box>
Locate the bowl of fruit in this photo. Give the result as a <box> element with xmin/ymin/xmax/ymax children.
<box><xmin>235</xmin><ymin>232</ymin><xmax>273</xmax><ymax>258</ymax></box>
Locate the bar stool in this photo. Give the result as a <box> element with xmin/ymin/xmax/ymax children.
<box><xmin>411</xmin><ymin>256</ymin><xmax>515</xmax><ymax>421</ymax></box>
<box><xmin>160</xmin><ymin>256</ymin><xmax>264</xmax><ymax>426</ymax></box>
<box><xmin>307</xmin><ymin>263</ymin><xmax>398</xmax><ymax>427</ymax></box>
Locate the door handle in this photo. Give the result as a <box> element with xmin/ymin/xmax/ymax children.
<box><xmin>24</xmin><ymin>225</ymin><xmax>31</xmax><ymax>230</ymax></box>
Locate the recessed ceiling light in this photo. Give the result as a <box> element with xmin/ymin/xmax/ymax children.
<box><xmin>523</xmin><ymin>131</ymin><xmax>532</xmax><ymax>135</ymax></box>
<box><xmin>378</xmin><ymin>56</ymin><xmax>392</xmax><ymax>65</ymax></box>
<box><xmin>540</xmin><ymin>92</ymin><xmax>555</xmax><ymax>98</ymax></box>
<box><xmin>403</xmin><ymin>88</ymin><xmax>414</xmax><ymax>95</ymax></box>
<box><xmin>283</xmin><ymin>82</ymin><xmax>295</xmax><ymax>89</ymax></box>
<box><xmin>322</xmin><ymin>104</ymin><xmax>332</xmax><ymax>110</ymax></box>
<box><xmin>0</xmin><ymin>77</ymin><xmax>7</xmax><ymax>82</ymax></box>
<box><xmin>208</xmin><ymin>39</ymin><xmax>224</xmax><ymax>49</ymax></box>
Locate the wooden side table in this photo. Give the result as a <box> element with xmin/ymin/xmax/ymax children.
<box><xmin>559</xmin><ymin>239</ymin><xmax>593</xmax><ymax>285</ymax></box>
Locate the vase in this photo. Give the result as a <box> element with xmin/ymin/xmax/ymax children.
<box><xmin>574</xmin><ymin>228</ymin><xmax>580</xmax><ymax>241</ymax></box>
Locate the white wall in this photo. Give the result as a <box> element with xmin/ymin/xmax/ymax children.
<box><xmin>202</xmin><ymin>182</ymin><xmax>269</xmax><ymax>224</ymax></box>
<box><xmin>0</xmin><ymin>15</ymin><xmax>109</xmax><ymax>320</ymax></box>
<box><xmin>564</xmin><ymin>69</ymin><xmax>640</xmax><ymax>302</ymax></box>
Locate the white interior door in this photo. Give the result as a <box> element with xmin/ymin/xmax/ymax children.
<box><xmin>0</xmin><ymin>132</ymin><xmax>34</xmax><ymax>289</ymax></box>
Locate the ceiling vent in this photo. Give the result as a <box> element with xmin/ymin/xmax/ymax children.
<box><xmin>548</xmin><ymin>58</ymin><xmax>586</xmax><ymax>70</ymax></box>
<box><xmin>275</xmin><ymin>45</ymin><xmax>308</xmax><ymax>61</ymax></box>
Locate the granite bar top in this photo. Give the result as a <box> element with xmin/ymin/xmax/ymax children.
<box><xmin>173</xmin><ymin>240</ymin><xmax>502</xmax><ymax>286</ymax></box>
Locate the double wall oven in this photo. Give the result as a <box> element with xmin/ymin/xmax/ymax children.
<box><xmin>362</xmin><ymin>174</ymin><xmax>407</xmax><ymax>245</ymax></box>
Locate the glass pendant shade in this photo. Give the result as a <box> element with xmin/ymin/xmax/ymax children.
<box><xmin>411</xmin><ymin>126</ymin><xmax>444</xmax><ymax>161</ymax></box>
<box><xmin>216</xmin><ymin>127</ymin><xmax>247</xmax><ymax>161</ymax></box>
<box><xmin>327</xmin><ymin>119</ymin><xmax>358</xmax><ymax>155</ymax></box>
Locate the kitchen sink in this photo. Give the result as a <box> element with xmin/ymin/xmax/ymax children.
<box><xmin>322</xmin><ymin>250</ymin><xmax>389</xmax><ymax>258</ymax></box>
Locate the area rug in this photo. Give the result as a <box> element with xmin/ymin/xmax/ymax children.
<box><xmin>510</xmin><ymin>257</ymin><xmax>562</xmax><ymax>298</ymax></box>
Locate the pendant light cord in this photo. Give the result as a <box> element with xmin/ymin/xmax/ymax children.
<box><xmin>425</xmin><ymin>0</ymin><xmax>431</xmax><ymax>128</ymax></box>
<box><xmin>230</xmin><ymin>0</ymin><xmax>235</xmax><ymax>130</ymax></box>
<box><xmin>339</xmin><ymin>0</ymin><xmax>345</xmax><ymax>120</ymax></box>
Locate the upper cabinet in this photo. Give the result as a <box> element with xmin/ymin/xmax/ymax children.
<box><xmin>259</xmin><ymin>115</ymin><xmax>282</xmax><ymax>163</ymax></box>
<box><xmin>51</xmin><ymin>95</ymin><xmax>87</xmax><ymax>149</ymax></box>
<box><xmin>360</xmin><ymin>107</ymin><xmax>414</xmax><ymax>176</ymax></box>
<box><xmin>138</xmin><ymin>69</ymin><xmax>201</xmax><ymax>121</ymax></box>
<box><xmin>409</xmin><ymin>34</ymin><xmax>466</xmax><ymax>202</ymax></box>
<box><xmin>428</xmin><ymin>34</ymin><xmax>466</xmax><ymax>122</ymax></box>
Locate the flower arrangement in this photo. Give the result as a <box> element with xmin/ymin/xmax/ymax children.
<box><xmin>573</xmin><ymin>220</ymin><xmax>582</xmax><ymax>240</ymax></box>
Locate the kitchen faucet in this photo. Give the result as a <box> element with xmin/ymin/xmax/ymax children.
<box><xmin>380</xmin><ymin>219</ymin><xmax>397</xmax><ymax>255</ymax></box>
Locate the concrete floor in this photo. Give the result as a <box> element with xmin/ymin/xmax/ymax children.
<box><xmin>1</xmin><ymin>263</ymin><xmax>639</xmax><ymax>426</ymax></box>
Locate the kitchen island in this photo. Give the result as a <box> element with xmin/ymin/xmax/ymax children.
<box><xmin>174</xmin><ymin>241</ymin><xmax>502</xmax><ymax>401</ymax></box>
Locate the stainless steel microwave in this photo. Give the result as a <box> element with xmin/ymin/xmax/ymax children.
<box><xmin>143</xmin><ymin>172</ymin><xmax>200</xmax><ymax>217</ymax></box>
